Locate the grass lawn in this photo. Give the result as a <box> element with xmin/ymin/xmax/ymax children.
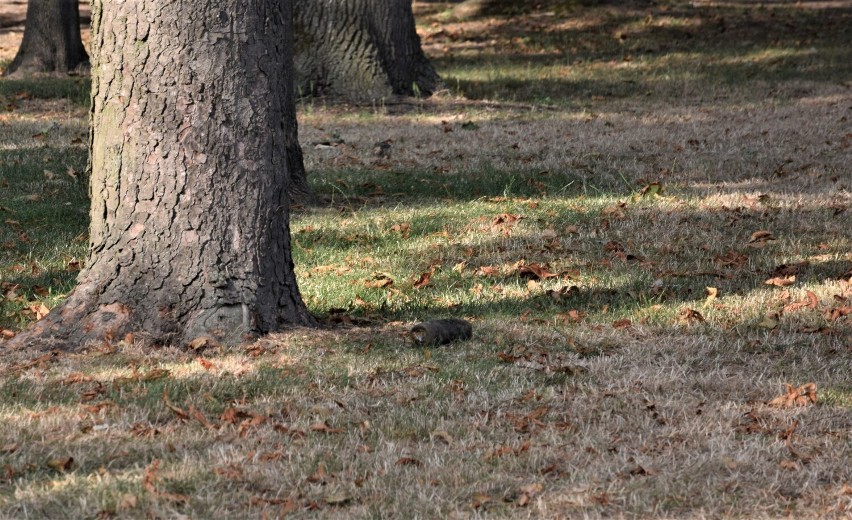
<box><xmin>1</xmin><ymin>1</ymin><xmax>850</xmax><ymax>518</ymax></box>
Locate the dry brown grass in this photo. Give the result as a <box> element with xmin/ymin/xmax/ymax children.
<box><xmin>1</xmin><ymin>1</ymin><xmax>851</xmax><ymax>518</ymax></box>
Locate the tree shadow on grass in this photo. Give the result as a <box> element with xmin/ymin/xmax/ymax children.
<box><xmin>428</xmin><ymin>1</ymin><xmax>851</xmax><ymax>105</ymax></box>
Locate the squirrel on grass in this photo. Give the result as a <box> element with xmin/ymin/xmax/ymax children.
<box><xmin>410</xmin><ymin>318</ymin><xmax>472</xmax><ymax>346</ymax></box>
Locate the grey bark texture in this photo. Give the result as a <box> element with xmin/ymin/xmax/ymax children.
<box><xmin>4</xmin><ymin>0</ymin><xmax>89</xmax><ymax>77</ymax></box>
<box><xmin>10</xmin><ymin>0</ymin><xmax>315</xmax><ymax>351</ymax></box>
<box><xmin>293</xmin><ymin>0</ymin><xmax>443</xmax><ymax>100</ymax></box>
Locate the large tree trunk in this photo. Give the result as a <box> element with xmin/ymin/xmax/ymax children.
<box><xmin>3</xmin><ymin>0</ymin><xmax>89</xmax><ymax>77</ymax></box>
<box><xmin>293</xmin><ymin>0</ymin><xmax>443</xmax><ymax>100</ymax></box>
<box><xmin>10</xmin><ymin>0</ymin><xmax>314</xmax><ymax>351</ymax></box>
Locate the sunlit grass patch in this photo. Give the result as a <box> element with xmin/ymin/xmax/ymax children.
<box><xmin>0</xmin><ymin>0</ymin><xmax>850</xmax><ymax>517</ymax></box>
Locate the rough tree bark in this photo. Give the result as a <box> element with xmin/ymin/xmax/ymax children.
<box><xmin>9</xmin><ymin>0</ymin><xmax>315</xmax><ymax>351</ymax></box>
<box><xmin>4</xmin><ymin>0</ymin><xmax>89</xmax><ymax>77</ymax></box>
<box><xmin>293</xmin><ymin>0</ymin><xmax>443</xmax><ymax>100</ymax></box>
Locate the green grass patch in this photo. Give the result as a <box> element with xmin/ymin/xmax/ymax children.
<box><xmin>0</xmin><ymin>77</ymin><xmax>91</xmax><ymax>106</ymax></box>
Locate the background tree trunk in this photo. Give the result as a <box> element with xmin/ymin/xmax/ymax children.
<box><xmin>293</xmin><ymin>0</ymin><xmax>443</xmax><ymax>100</ymax></box>
<box><xmin>4</xmin><ymin>0</ymin><xmax>89</xmax><ymax>77</ymax></box>
<box><xmin>11</xmin><ymin>0</ymin><xmax>314</xmax><ymax>351</ymax></box>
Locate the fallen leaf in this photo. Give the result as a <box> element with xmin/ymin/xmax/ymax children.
<box><xmin>767</xmin><ymin>383</ymin><xmax>817</xmax><ymax>408</ymax></box>
<box><xmin>517</xmin><ymin>262</ymin><xmax>558</xmax><ymax>280</ymax></box>
<box><xmin>431</xmin><ymin>430</ymin><xmax>453</xmax><ymax>444</ymax></box>
<box><xmin>771</xmin><ymin>261</ymin><xmax>809</xmax><ymax>278</ymax></box>
<box><xmin>678</xmin><ymin>308</ymin><xmax>705</xmax><ymax>323</ymax></box>
<box><xmin>765</xmin><ymin>275</ymin><xmax>796</xmax><ymax>287</ymax></box>
<box><xmin>705</xmin><ymin>287</ymin><xmax>719</xmax><ymax>303</ymax></box>
<box><xmin>779</xmin><ymin>459</ymin><xmax>799</xmax><ymax>471</ymax></box>
<box><xmin>47</xmin><ymin>457</ymin><xmax>74</xmax><ymax>472</ymax></box>
<box><xmin>306</xmin><ymin>464</ymin><xmax>328</xmax><ymax>484</ymax></box>
<box><xmin>310</xmin><ymin>421</ymin><xmax>343</xmax><ymax>434</ymax></box>
<box><xmin>395</xmin><ymin>457</ymin><xmax>422</xmax><ymax>466</ymax></box>
<box><xmin>748</xmin><ymin>230</ymin><xmax>776</xmax><ymax>247</ymax></box>
<box><xmin>611</xmin><ymin>319</ymin><xmax>632</xmax><ymax>329</ymax></box>
<box><xmin>472</xmin><ymin>493</ymin><xmax>492</xmax><ymax>509</ymax></box>
<box><xmin>220</xmin><ymin>407</ymin><xmax>250</xmax><ymax>424</ymax></box>
<box><xmin>325</xmin><ymin>492</ymin><xmax>352</xmax><ymax>506</ymax></box>
<box><xmin>62</xmin><ymin>372</ymin><xmax>94</xmax><ymax>384</ymax></box>
<box><xmin>187</xmin><ymin>336</ymin><xmax>219</xmax><ymax>352</ymax></box>
<box><xmin>197</xmin><ymin>357</ymin><xmax>216</xmax><ymax>371</ymax></box>
<box><xmin>142</xmin><ymin>368</ymin><xmax>170</xmax><ymax>381</ymax></box>
<box><xmin>714</xmin><ymin>250</ymin><xmax>748</xmax><ymax>268</ymax></box>
<box><xmin>189</xmin><ymin>405</ymin><xmax>216</xmax><ymax>429</ymax></box>
<box><xmin>162</xmin><ymin>390</ymin><xmax>189</xmax><ymax>420</ymax></box>
<box><xmin>28</xmin><ymin>302</ymin><xmax>50</xmax><ymax>320</ymax></box>
<box><xmin>364</xmin><ymin>273</ymin><xmax>394</xmax><ymax>288</ymax></box>
<box><xmin>390</xmin><ymin>223</ymin><xmax>411</xmax><ymax>238</ymax></box>
<box><xmin>413</xmin><ymin>270</ymin><xmax>432</xmax><ymax>289</ymax></box>
<box><xmin>475</xmin><ymin>265</ymin><xmax>499</xmax><ymax>277</ymax></box>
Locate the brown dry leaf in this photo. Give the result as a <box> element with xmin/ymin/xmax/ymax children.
<box><xmin>238</xmin><ymin>414</ymin><xmax>268</xmax><ymax>436</ymax></box>
<box><xmin>310</xmin><ymin>421</ymin><xmax>343</xmax><ymax>434</ymax></box>
<box><xmin>475</xmin><ymin>265</ymin><xmax>499</xmax><ymax>277</ymax></box>
<box><xmin>142</xmin><ymin>368</ymin><xmax>170</xmax><ymax>381</ymax></box>
<box><xmin>162</xmin><ymin>390</ymin><xmax>189</xmax><ymax>420</ymax></box>
<box><xmin>491</xmin><ymin>213</ymin><xmax>522</xmax><ymax>227</ymax></box>
<box><xmin>307</xmin><ymin>464</ymin><xmax>327</xmax><ymax>483</ymax></box>
<box><xmin>517</xmin><ymin>482</ymin><xmax>545</xmax><ymax>507</ymax></box>
<box><xmin>197</xmin><ymin>357</ymin><xmax>216</xmax><ymax>371</ymax></box>
<box><xmin>325</xmin><ymin>492</ymin><xmax>352</xmax><ymax>506</ymax></box>
<box><xmin>765</xmin><ymin>275</ymin><xmax>796</xmax><ymax>287</ymax></box>
<box><xmin>395</xmin><ymin>457</ymin><xmax>422</xmax><ymax>466</ymax></box>
<box><xmin>783</xmin><ymin>290</ymin><xmax>820</xmax><ymax>313</ymax></box>
<box><xmin>517</xmin><ymin>262</ymin><xmax>558</xmax><ymax>280</ymax></box>
<box><xmin>431</xmin><ymin>430</ymin><xmax>453</xmax><ymax>445</ymax></box>
<box><xmin>364</xmin><ymin>273</ymin><xmax>393</xmax><ymax>289</ymax></box>
<box><xmin>547</xmin><ymin>285</ymin><xmax>579</xmax><ymax>302</ymax></box>
<box><xmin>390</xmin><ymin>222</ymin><xmax>411</xmax><ymax>238</ymax></box>
<box><xmin>28</xmin><ymin>302</ymin><xmax>50</xmax><ymax>320</ymax></box>
<box><xmin>220</xmin><ymin>407</ymin><xmax>250</xmax><ymax>424</ymax></box>
<box><xmin>747</xmin><ymin>230</ymin><xmax>776</xmax><ymax>247</ymax></box>
<box><xmin>840</xmin><ymin>484</ymin><xmax>852</xmax><ymax>496</ymax></box>
<box><xmin>189</xmin><ymin>405</ymin><xmax>216</xmax><ymax>430</ymax></box>
<box><xmin>214</xmin><ymin>464</ymin><xmax>244</xmax><ymax>479</ymax></box>
<box><xmin>705</xmin><ymin>287</ymin><xmax>719</xmax><ymax>303</ymax></box>
<box><xmin>32</xmin><ymin>285</ymin><xmax>49</xmax><ymax>297</ymax></box>
<box><xmin>413</xmin><ymin>270</ymin><xmax>432</xmax><ymax>289</ymax></box>
<box><xmin>47</xmin><ymin>457</ymin><xmax>74</xmax><ymax>472</ymax></box>
<box><xmin>678</xmin><ymin>308</ymin><xmax>705</xmax><ymax>323</ymax></box>
<box><xmin>767</xmin><ymin>383</ymin><xmax>818</xmax><ymax>408</ymax></box>
<box><xmin>714</xmin><ymin>250</ymin><xmax>748</xmax><ymax>269</ymax></box>
<box><xmin>187</xmin><ymin>336</ymin><xmax>219</xmax><ymax>352</ymax></box>
<box><xmin>612</xmin><ymin>319</ymin><xmax>632</xmax><ymax>329</ymax></box>
<box><xmin>0</xmin><ymin>328</ymin><xmax>16</xmax><ymax>339</ymax></box>
<box><xmin>472</xmin><ymin>493</ymin><xmax>492</xmax><ymax>509</ymax></box>
<box><xmin>62</xmin><ymin>372</ymin><xmax>94</xmax><ymax>385</ymax></box>
<box><xmin>771</xmin><ymin>261</ymin><xmax>810</xmax><ymax>278</ymax></box>
<box><xmin>779</xmin><ymin>459</ymin><xmax>800</xmax><ymax>471</ymax></box>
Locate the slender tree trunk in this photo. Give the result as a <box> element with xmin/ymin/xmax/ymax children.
<box><xmin>10</xmin><ymin>0</ymin><xmax>314</xmax><ymax>351</ymax></box>
<box><xmin>4</xmin><ymin>0</ymin><xmax>89</xmax><ymax>77</ymax></box>
<box><xmin>293</xmin><ymin>0</ymin><xmax>443</xmax><ymax>100</ymax></box>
